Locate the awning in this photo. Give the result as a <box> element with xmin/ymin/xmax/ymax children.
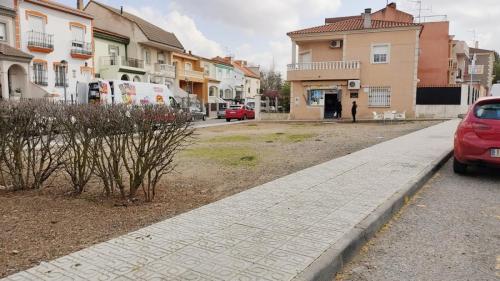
<box><xmin>208</xmin><ymin>96</ymin><xmax>226</xmax><ymax>104</ymax></box>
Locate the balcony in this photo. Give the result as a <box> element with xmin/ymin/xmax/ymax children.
<box><xmin>287</xmin><ymin>60</ymin><xmax>360</xmax><ymax>81</ymax></box>
<box><xmin>154</xmin><ymin>63</ymin><xmax>176</xmax><ymax>79</ymax></box>
<box><xmin>71</xmin><ymin>41</ymin><xmax>93</xmax><ymax>60</ymax></box>
<box><xmin>183</xmin><ymin>69</ymin><xmax>204</xmax><ymax>81</ymax></box>
<box><xmin>27</xmin><ymin>31</ymin><xmax>54</xmax><ymax>53</ymax></box>
<box><xmin>100</xmin><ymin>56</ymin><xmax>146</xmax><ymax>75</ymax></box>
<box><xmin>448</xmin><ymin>58</ymin><xmax>458</xmax><ymax>70</ymax></box>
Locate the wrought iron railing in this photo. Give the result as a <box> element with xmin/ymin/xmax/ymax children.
<box><xmin>71</xmin><ymin>41</ymin><xmax>92</xmax><ymax>56</ymax></box>
<box><xmin>32</xmin><ymin>64</ymin><xmax>48</xmax><ymax>86</ymax></box>
<box><xmin>27</xmin><ymin>31</ymin><xmax>54</xmax><ymax>50</ymax></box>
<box><xmin>100</xmin><ymin>56</ymin><xmax>145</xmax><ymax>69</ymax></box>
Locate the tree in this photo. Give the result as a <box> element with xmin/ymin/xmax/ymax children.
<box><xmin>494</xmin><ymin>51</ymin><xmax>500</xmax><ymax>84</ymax></box>
<box><xmin>280</xmin><ymin>82</ymin><xmax>291</xmax><ymax>112</ymax></box>
<box><xmin>260</xmin><ymin>70</ymin><xmax>283</xmax><ymax>93</ymax></box>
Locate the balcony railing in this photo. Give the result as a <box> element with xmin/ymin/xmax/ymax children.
<box><xmin>287</xmin><ymin>60</ymin><xmax>361</xmax><ymax>81</ymax></box>
<box><xmin>155</xmin><ymin>63</ymin><xmax>176</xmax><ymax>78</ymax></box>
<box><xmin>27</xmin><ymin>31</ymin><xmax>54</xmax><ymax>51</ymax></box>
<box><xmin>448</xmin><ymin>58</ymin><xmax>458</xmax><ymax>70</ymax></box>
<box><xmin>184</xmin><ymin>69</ymin><xmax>204</xmax><ymax>80</ymax></box>
<box><xmin>32</xmin><ymin>71</ymin><xmax>48</xmax><ymax>86</ymax></box>
<box><xmin>122</xmin><ymin>57</ymin><xmax>144</xmax><ymax>68</ymax></box>
<box><xmin>100</xmin><ymin>56</ymin><xmax>144</xmax><ymax>69</ymax></box>
<box><xmin>71</xmin><ymin>41</ymin><xmax>92</xmax><ymax>57</ymax></box>
<box><xmin>287</xmin><ymin>60</ymin><xmax>360</xmax><ymax>71</ymax></box>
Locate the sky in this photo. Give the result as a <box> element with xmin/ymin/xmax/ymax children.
<box><xmin>58</xmin><ymin>0</ymin><xmax>500</xmax><ymax>74</ymax></box>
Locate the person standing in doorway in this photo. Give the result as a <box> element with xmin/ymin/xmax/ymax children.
<box><xmin>338</xmin><ymin>101</ymin><xmax>342</xmax><ymax>119</ymax></box>
<box><xmin>351</xmin><ymin>101</ymin><xmax>357</xmax><ymax>123</ymax></box>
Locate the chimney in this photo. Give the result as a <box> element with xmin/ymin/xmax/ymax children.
<box><xmin>362</xmin><ymin>8</ymin><xmax>372</xmax><ymax>29</ymax></box>
<box><xmin>388</xmin><ymin>2</ymin><xmax>397</xmax><ymax>8</ymax></box>
<box><xmin>475</xmin><ymin>41</ymin><xmax>479</xmax><ymax>48</ymax></box>
<box><xmin>120</xmin><ymin>6</ymin><xmax>123</xmax><ymax>15</ymax></box>
<box><xmin>77</xmin><ymin>0</ymin><xmax>84</xmax><ymax>10</ymax></box>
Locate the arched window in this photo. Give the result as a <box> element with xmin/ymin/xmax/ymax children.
<box><xmin>133</xmin><ymin>75</ymin><xmax>141</xmax><ymax>82</ymax></box>
<box><xmin>224</xmin><ymin>89</ymin><xmax>233</xmax><ymax>99</ymax></box>
<box><xmin>121</xmin><ymin>74</ymin><xmax>129</xmax><ymax>81</ymax></box>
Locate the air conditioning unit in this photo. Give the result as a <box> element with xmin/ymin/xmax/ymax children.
<box><xmin>348</xmin><ymin>80</ymin><xmax>361</xmax><ymax>90</ymax></box>
<box><xmin>329</xmin><ymin>40</ymin><xmax>343</xmax><ymax>49</ymax></box>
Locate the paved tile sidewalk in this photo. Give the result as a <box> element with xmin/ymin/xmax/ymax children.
<box><xmin>4</xmin><ymin>120</ymin><xmax>459</xmax><ymax>281</ymax></box>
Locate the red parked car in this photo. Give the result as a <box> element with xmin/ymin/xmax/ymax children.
<box><xmin>225</xmin><ymin>105</ymin><xmax>255</xmax><ymax>122</ymax></box>
<box><xmin>454</xmin><ymin>97</ymin><xmax>500</xmax><ymax>173</ymax></box>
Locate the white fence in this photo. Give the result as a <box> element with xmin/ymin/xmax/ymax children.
<box><xmin>287</xmin><ymin>61</ymin><xmax>360</xmax><ymax>71</ymax></box>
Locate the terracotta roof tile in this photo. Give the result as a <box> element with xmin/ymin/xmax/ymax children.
<box><xmin>211</xmin><ymin>56</ymin><xmax>233</xmax><ymax>67</ymax></box>
<box><xmin>0</xmin><ymin>43</ymin><xmax>33</xmax><ymax>59</ymax></box>
<box><xmin>324</xmin><ymin>15</ymin><xmax>361</xmax><ymax>24</ymax></box>
<box><xmin>233</xmin><ymin>62</ymin><xmax>260</xmax><ymax>79</ymax></box>
<box><xmin>90</xmin><ymin>1</ymin><xmax>184</xmax><ymax>50</ymax></box>
<box><xmin>288</xmin><ymin>18</ymin><xmax>420</xmax><ymax>36</ymax></box>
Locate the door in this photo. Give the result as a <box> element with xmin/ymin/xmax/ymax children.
<box><xmin>324</xmin><ymin>94</ymin><xmax>338</xmax><ymax>119</ymax></box>
<box><xmin>299</xmin><ymin>52</ymin><xmax>312</xmax><ymax>64</ymax></box>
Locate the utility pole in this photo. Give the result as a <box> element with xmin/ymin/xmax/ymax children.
<box><xmin>470</xmin><ymin>53</ymin><xmax>477</xmax><ymax>103</ymax></box>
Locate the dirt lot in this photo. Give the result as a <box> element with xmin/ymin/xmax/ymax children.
<box><xmin>0</xmin><ymin>120</ymin><xmax>440</xmax><ymax>277</ymax></box>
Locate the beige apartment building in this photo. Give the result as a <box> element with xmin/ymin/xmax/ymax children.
<box><xmin>84</xmin><ymin>1</ymin><xmax>183</xmax><ymax>87</ymax></box>
<box><xmin>287</xmin><ymin>8</ymin><xmax>422</xmax><ymax>120</ymax></box>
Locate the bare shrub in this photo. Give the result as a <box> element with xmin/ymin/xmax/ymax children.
<box><xmin>59</xmin><ymin>105</ymin><xmax>99</xmax><ymax>194</ymax></box>
<box><xmin>92</xmin><ymin>105</ymin><xmax>128</xmax><ymax>197</ymax></box>
<box><xmin>0</xmin><ymin>101</ymin><xmax>66</xmax><ymax>190</ymax></box>
<box><xmin>120</xmin><ymin>106</ymin><xmax>193</xmax><ymax>201</ymax></box>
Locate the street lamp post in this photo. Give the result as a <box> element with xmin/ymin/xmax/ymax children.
<box><xmin>60</xmin><ymin>60</ymin><xmax>68</xmax><ymax>103</ymax></box>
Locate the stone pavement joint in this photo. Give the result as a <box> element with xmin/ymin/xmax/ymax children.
<box><xmin>3</xmin><ymin>120</ymin><xmax>460</xmax><ymax>281</ymax></box>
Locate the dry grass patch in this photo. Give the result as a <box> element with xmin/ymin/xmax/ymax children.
<box><xmin>183</xmin><ymin>146</ymin><xmax>258</xmax><ymax>167</ymax></box>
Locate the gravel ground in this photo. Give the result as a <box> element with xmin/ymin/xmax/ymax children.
<box><xmin>0</xmin><ymin>121</ymin><xmax>439</xmax><ymax>278</ymax></box>
<box><xmin>336</xmin><ymin>160</ymin><xmax>500</xmax><ymax>281</ymax></box>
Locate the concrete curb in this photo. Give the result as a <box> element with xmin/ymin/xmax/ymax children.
<box><xmin>293</xmin><ymin>149</ymin><xmax>454</xmax><ymax>281</ymax></box>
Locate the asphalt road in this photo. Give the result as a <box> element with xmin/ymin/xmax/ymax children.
<box><xmin>336</xmin><ymin>160</ymin><xmax>500</xmax><ymax>281</ymax></box>
<box><xmin>193</xmin><ymin>117</ymin><xmax>248</xmax><ymax>128</ymax></box>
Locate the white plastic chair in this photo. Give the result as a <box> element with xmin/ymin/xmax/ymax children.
<box><xmin>373</xmin><ymin>112</ymin><xmax>383</xmax><ymax>120</ymax></box>
<box><xmin>395</xmin><ymin>111</ymin><xmax>406</xmax><ymax>120</ymax></box>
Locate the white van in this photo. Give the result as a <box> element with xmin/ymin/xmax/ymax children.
<box><xmin>84</xmin><ymin>80</ymin><xmax>176</xmax><ymax>106</ymax></box>
<box><xmin>491</xmin><ymin>84</ymin><xmax>500</xmax><ymax>97</ymax></box>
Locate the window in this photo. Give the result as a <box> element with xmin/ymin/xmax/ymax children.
<box><xmin>0</xmin><ymin>23</ymin><xmax>6</xmax><ymax>41</ymax></box>
<box><xmin>299</xmin><ymin>51</ymin><xmax>312</xmax><ymax>63</ymax></box>
<box><xmin>32</xmin><ymin>62</ymin><xmax>47</xmax><ymax>86</ymax></box>
<box><xmin>108</xmin><ymin>45</ymin><xmax>119</xmax><ymax>56</ymax></box>
<box><xmin>185</xmin><ymin>62</ymin><xmax>192</xmax><ymax>71</ymax></box>
<box><xmin>54</xmin><ymin>64</ymin><xmax>67</xmax><ymax>87</ymax></box>
<box><xmin>71</xmin><ymin>26</ymin><xmax>84</xmax><ymax>47</ymax></box>
<box><xmin>307</xmin><ymin>89</ymin><xmax>323</xmax><ymax>106</ymax></box>
<box><xmin>219</xmin><ymin>89</ymin><xmax>223</xmax><ymax>98</ymax></box>
<box><xmin>144</xmin><ymin>49</ymin><xmax>151</xmax><ymax>65</ymax></box>
<box><xmin>368</xmin><ymin>87</ymin><xmax>391</xmax><ymax>107</ymax></box>
<box><xmin>157</xmin><ymin>52</ymin><xmax>165</xmax><ymax>64</ymax></box>
<box><xmin>372</xmin><ymin>44</ymin><xmax>390</xmax><ymax>64</ymax></box>
<box><xmin>475</xmin><ymin>102</ymin><xmax>500</xmax><ymax>120</ymax></box>
<box><xmin>28</xmin><ymin>15</ymin><xmax>44</xmax><ymax>32</ymax></box>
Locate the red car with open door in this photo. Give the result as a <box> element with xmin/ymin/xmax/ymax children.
<box><xmin>225</xmin><ymin>105</ymin><xmax>255</xmax><ymax>122</ymax></box>
<box><xmin>454</xmin><ymin>97</ymin><xmax>500</xmax><ymax>173</ymax></box>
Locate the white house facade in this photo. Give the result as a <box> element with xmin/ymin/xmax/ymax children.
<box><xmin>0</xmin><ymin>1</ymin><xmax>33</xmax><ymax>101</ymax></box>
<box><xmin>18</xmin><ymin>0</ymin><xmax>94</xmax><ymax>101</ymax></box>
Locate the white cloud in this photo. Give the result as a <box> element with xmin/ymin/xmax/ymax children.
<box><xmin>170</xmin><ymin>0</ymin><xmax>342</xmax><ymax>37</ymax></box>
<box><xmin>124</xmin><ymin>6</ymin><xmax>224</xmax><ymax>58</ymax></box>
<box><xmin>397</xmin><ymin>0</ymin><xmax>500</xmax><ymax>52</ymax></box>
